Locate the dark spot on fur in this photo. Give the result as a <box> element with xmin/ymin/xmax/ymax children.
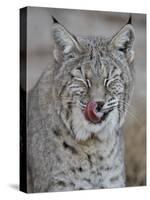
<box><xmin>56</xmin><ymin>155</ymin><xmax>61</xmax><ymax>162</ymax></box>
<box><xmin>107</xmin><ymin>139</ymin><xmax>118</xmax><ymax>158</ymax></box>
<box><xmin>90</xmin><ymin>49</ymin><xmax>93</xmax><ymax>60</ymax></box>
<box><xmin>69</xmin><ymin>182</ymin><xmax>75</xmax><ymax>187</ymax></box>
<box><xmin>71</xmin><ymin>168</ymin><xmax>76</xmax><ymax>173</ymax></box>
<box><xmin>79</xmin><ymin>187</ymin><xmax>84</xmax><ymax>190</ymax></box>
<box><xmin>78</xmin><ymin>167</ymin><xmax>83</xmax><ymax>172</ymax></box>
<box><xmin>98</xmin><ymin>172</ymin><xmax>102</xmax><ymax>176</ymax></box>
<box><xmin>110</xmin><ymin>175</ymin><xmax>119</xmax><ymax>182</ymax></box>
<box><xmin>105</xmin><ymin>166</ymin><xmax>112</xmax><ymax>171</ymax></box>
<box><xmin>83</xmin><ymin>178</ymin><xmax>91</xmax><ymax>183</ymax></box>
<box><xmin>100</xmin><ymin>166</ymin><xmax>104</xmax><ymax>170</ymax></box>
<box><xmin>66</xmin><ymin>110</ymin><xmax>70</xmax><ymax>120</ymax></box>
<box><xmin>87</xmin><ymin>154</ymin><xmax>92</xmax><ymax>167</ymax></box>
<box><xmin>99</xmin><ymin>156</ymin><xmax>104</xmax><ymax>161</ymax></box>
<box><xmin>52</xmin><ymin>128</ymin><xmax>60</xmax><ymax>136</ymax></box>
<box><xmin>116</xmin><ymin>129</ymin><xmax>121</xmax><ymax>136</ymax></box>
<box><xmin>63</xmin><ymin>141</ymin><xmax>78</xmax><ymax>154</ymax></box>
<box><xmin>67</xmin><ymin>102</ymin><xmax>72</xmax><ymax>111</ymax></box>
<box><xmin>57</xmin><ymin>181</ymin><xmax>66</xmax><ymax>187</ymax></box>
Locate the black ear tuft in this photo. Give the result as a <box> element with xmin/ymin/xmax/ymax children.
<box><xmin>52</xmin><ymin>16</ymin><xmax>59</xmax><ymax>24</ymax></box>
<box><xmin>127</xmin><ymin>15</ymin><xmax>132</xmax><ymax>25</ymax></box>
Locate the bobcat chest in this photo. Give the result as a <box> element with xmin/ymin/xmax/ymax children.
<box><xmin>47</xmin><ymin>131</ymin><xmax>120</xmax><ymax>190</ymax></box>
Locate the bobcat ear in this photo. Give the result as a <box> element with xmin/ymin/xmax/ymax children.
<box><xmin>110</xmin><ymin>17</ymin><xmax>135</xmax><ymax>63</ymax></box>
<box><xmin>52</xmin><ymin>16</ymin><xmax>83</xmax><ymax>62</ymax></box>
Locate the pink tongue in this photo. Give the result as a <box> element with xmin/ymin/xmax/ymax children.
<box><xmin>84</xmin><ymin>101</ymin><xmax>104</xmax><ymax>123</ymax></box>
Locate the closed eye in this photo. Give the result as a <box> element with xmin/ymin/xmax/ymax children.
<box><xmin>74</xmin><ymin>77</ymin><xmax>87</xmax><ymax>88</ymax></box>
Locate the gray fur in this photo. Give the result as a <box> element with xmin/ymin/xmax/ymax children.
<box><xmin>27</xmin><ymin>18</ymin><xmax>135</xmax><ymax>192</ymax></box>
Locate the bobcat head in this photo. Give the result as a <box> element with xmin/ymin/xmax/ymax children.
<box><xmin>52</xmin><ymin>16</ymin><xmax>135</xmax><ymax>141</ymax></box>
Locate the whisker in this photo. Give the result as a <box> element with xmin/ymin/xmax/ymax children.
<box><xmin>118</xmin><ymin>107</ymin><xmax>140</xmax><ymax>123</ymax></box>
<box><xmin>103</xmin><ymin>99</ymin><xmax>119</xmax><ymax>109</ymax></box>
<box><xmin>118</xmin><ymin>100</ymin><xmax>137</xmax><ymax>116</ymax></box>
<box><xmin>101</xmin><ymin>104</ymin><xmax>118</xmax><ymax>112</ymax></box>
<box><xmin>118</xmin><ymin>100</ymin><xmax>134</xmax><ymax>108</ymax></box>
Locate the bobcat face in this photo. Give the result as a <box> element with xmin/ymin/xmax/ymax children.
<box><xmin>52</xmin><ymin>17</ymin><xmax>135</xmax><ymax>141</ymax></box>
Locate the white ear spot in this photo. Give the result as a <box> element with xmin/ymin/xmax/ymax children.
<box><xmin>63</xmin><ymin>45</ymin><xmax>72</xmax><ymax>54</ymax></box>
<box><xmin>53</xmin><ymin>45</ymin><xmax>63</xmax><ymax>63</ymax></box>
<box><xmin>52</xmin><ymin>23</ymin><xmax>83</xmax><ymax>63</ymax></box>
<box><xmin>53</xmin><ymin>48</ymin><xmax>59</xmax><ymax>62</ymax></box>
<box><xmin>110</xmin><ymin>24</ymin><xmax>135</xmax><ymax>50</ymax></box>
<box><xmin>127</xmin><ymin>49</ymin><xmax>135</xmax><ymax>64</ymax></box>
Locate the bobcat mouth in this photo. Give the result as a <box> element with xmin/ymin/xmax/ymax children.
<box><xmin>83</xmin><ymin>101</ymin><xmax>112</xmax><ymax>124</ymax></box>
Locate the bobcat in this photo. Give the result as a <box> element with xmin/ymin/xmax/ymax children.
<box><xmin>27</xmin><ymin>16</ymin><xmax>135</xmax><ymax>192</ymax></box>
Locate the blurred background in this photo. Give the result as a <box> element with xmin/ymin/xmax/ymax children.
<box><xmin>27</xmin><ymin>7</ymin><xmax>146</xmax><ymax>186</ymax></box>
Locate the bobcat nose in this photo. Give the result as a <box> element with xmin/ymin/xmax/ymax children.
<box><xmin>96</xmin><ymin>101</ymin><xmax>104</xmax><ymax>112</ymax></box>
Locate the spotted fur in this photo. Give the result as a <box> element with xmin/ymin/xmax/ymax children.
<box><xmin>27</xmin><ymin>17</ymin><xmax>135</xmax><ymax>192</ymax></box>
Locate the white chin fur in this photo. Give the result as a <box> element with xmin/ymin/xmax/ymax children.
<box><xmin>72</xmin><ymin>107</ymin><xmax>119</xmax><ymax>141</ymax></box>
